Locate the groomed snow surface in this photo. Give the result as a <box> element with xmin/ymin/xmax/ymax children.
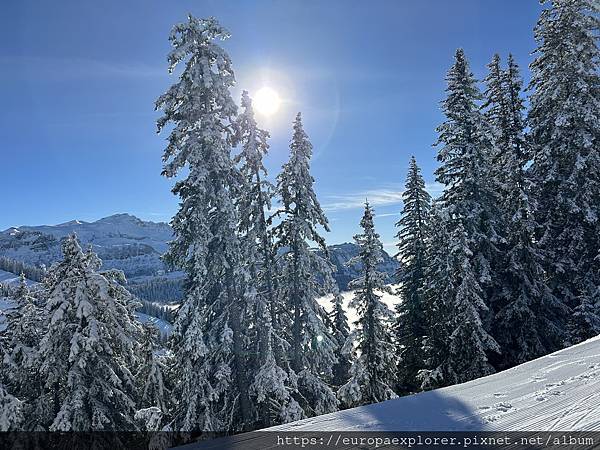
<box><xmin>272</xmin><ymin>335</ymin><xmax>600</xmax><ymax>432</ymax></box>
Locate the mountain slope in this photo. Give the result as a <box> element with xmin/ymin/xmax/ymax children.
<box><xmin>271</xmin><ymin>335</ymin><xmax>600</xmax><ymax>431</ymax></box>
<box><xmin>0</xmin><ymin>214</ymin><xmax>399</xmax><ymax>295</ymax></box>
<box><xmin>321</xmin><ymin>242</ymin><xmax>399</xmax><ymax>290</ymax></box>
<box><xmin>0</xmin><ymin>270</ymin><xmax>31</xmax><ymax>286</ymax></box>
<box><xmin>0</xmin><ymin>214</ymin><xmax>172</xmax><ymax>281</ymax></box>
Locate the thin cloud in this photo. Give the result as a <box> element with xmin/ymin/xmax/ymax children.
<box><xmin>323</xmin><ymin>189</ymin><xmax>404</xmax><ymax>212</ymax></box>
<box><xmin>323</xmin><ymin>182</ymin><xmax>444</xmax><ymax>212</ymax></box>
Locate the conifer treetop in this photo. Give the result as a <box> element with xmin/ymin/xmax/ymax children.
<box><xmin>156</xmin><ymin>15</ymin><xmax>237</xmax><ymax>179</ymax></box>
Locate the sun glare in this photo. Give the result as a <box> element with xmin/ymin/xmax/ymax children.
<box><xmin>253</xmin><ymin>86</ymin><xmax>281</xmax><ymax>117</ymax></box>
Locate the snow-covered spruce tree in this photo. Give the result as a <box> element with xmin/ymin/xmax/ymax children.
<box><xmin>435</xmin><ymin>48</ymin><xmax>502</xmax><ymax>285</ymax></box>
<box><xmin>234</xmin><ymin>90</ymin><xmax>302</xmax><ymax>428</ymax></box>
<box><xmin>418</xmin><ymin>203</ymin><xmax>453</xmax><ymax>390</ymax></box>
<box><xmin>1</xmin><ymin>274</ymin><xmax>45</xmax><ymax>426</ymax></box>
<box><xmin>445</xmin><ymin>223</ymin><xmax>499</xmax><ymax>383</ymax></box>
<box><xmin>136</xmin><ymin>323</ymin><xmax>169</xmax><ymax>414</ymax></box>
<box><xmin>421</xmin><ymin>219</ymin><xmax>499</xmax><ymax>388</ymax></box>
<box><xmin>433</xmin><ymin>48</ymin><xmax>501</xmax><ymax>369</ymax></box>
<box><xmin>156</xmin><ymin>16</ymin><xmax>257</xmax><ymax>432</ymax></box>
<box><xmin>329</xmin><ymin>292</ymin><xmax>352</xmax><ymax>388</ymax></box>
<box><xmin>481</xmin><ymin>53</ymin><xmax>512</xmax><ymax>202</ymax></box>
<box><xmin>338</xmin><ymin>202</ymin><xmax>397</xmax><ymax>408</ymax></box>
<box><xmin>528</xmin><ymin>0</ymin><xmax>600</xmax><ymax>344</ymax></box>
<box><xmin>393</xmin><ymin>156</ymin><xmax>431</xmax><ymax>393</ymax></box>
<box><xmin>35</xmin><ymin>236</ymin><xmax>142</xmax><ymax>431</ymax></box>
<box><xmin>483</xmin><ymin>54</ymin><xmax>566</xmax><ymax>367</ymax></box>
<box><xmin>273</xmin><ymin>113</ymin><xmax>338</xmax><ymax>417</ymax></box>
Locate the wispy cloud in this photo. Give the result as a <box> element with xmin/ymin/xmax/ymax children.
<box><xmin>323</xmin><ymin>182</ymin><xmax>444</xmax><ymax>212</ymax></box>
<box><xmin>323</xmin><ymin>189</ymin><xmax>404</xmax><ymax>212</ymax></box>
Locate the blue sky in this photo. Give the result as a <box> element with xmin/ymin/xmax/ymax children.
<box><xmin>1</xmin><ymin>0</ymin><xmax>543</xmax><ymax>250</ymax></box>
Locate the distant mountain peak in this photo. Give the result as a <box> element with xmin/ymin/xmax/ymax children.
<box><xmin>94</xmin><ymin>213</ymin><xmax>169</xmax><ymax>227</ymax></box>
<box><xmin>56</xmin><ymin>219</ymin><xmax>87</xmax><ymax>226</ymax></box>
<box><xmin>95</xmin><ymin>213</ymin><xmax>140</xmax><ymax>223</ymax></box>
<box><xmin>329</xmin><ymin>242</ymin><xmax>356</xmax><ymax>250</ymax></box>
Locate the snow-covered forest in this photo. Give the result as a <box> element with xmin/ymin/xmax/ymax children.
<box><xmin>0</xmin><ymin>0</ymin><xmax>598</xmax><ymax>440</ymax></box>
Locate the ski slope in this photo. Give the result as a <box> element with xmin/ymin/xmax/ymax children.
<box><xmin>272</xmin><ymin>335</ymin><xmax>600</xmax><ymax>431</ymax></box>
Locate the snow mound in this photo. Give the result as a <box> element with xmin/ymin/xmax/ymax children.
<box><xmin>271</xmin><ymin>335</ymin><xmax>600</xmax><ymax>431</ymax></box>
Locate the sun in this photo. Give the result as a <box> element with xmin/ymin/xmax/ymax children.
<box><xmin>253</xmin><ymin>86</ymin><xmax>281</xmax><ymax>117</ymax></box>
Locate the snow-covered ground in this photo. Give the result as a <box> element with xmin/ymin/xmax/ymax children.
<box><xmin>135</xmin><ymin>311</ymin><xmax>173</xmax><ymax>336</ymax></box>
<box><xmin>271</xmin><ymin>335</ymin><xmax>600</xmax><ymax>431</ymax></box>
<box><xmin>0</xmin><ymin>269</ymin><xmax>35</xmax><ymax>286</ymax></box>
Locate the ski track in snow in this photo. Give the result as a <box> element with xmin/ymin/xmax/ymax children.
<box><xmin>270</xmin><ymin>335</ymin><xmax>600</xmax><ymax>431</ymax></box>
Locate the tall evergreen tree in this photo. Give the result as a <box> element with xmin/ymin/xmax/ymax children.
<box><xmin>393</xmin><ymin>156</ymin><xmax>431</xmax><ymax>393</ymax></box>
<box><xmin>156</xmin><ymin>16</ymin><xmax>254</xmax><ymax>432</ymax></box>
<box><xmin>483</xmin><ymin>54</ymin><xmax>566</xmax><ymax>367</ymax></box>
<box><xmin>435</xmin><ymin>48</ymin><xmax>502</xmax><ymax>295</ymax></box>
<box><xmin>235</xmin><ymin>90</ymin><xmax>302</xmax><ymax>427</ymax></box>
<box><xmin>36</xmin><ymin>236</ymin><xmax>142</xmax><ymax>431</ymax></box>
<box><xmin>528</xmin><ymin>0</ymin><xmax>600</xmax><ymax>344</ymax></box>
<box><xmin>445</xmin><ymin>223</ymin><xmax>499</xmax><ymax>383</ymax></box>
<box><xmin>136</xmin><ymin>323</ymin><xmax>169</xmax><ymax>415</ymax></box>
<box><xmin>428</xmin><ymin>49</ymin><xmax>501</xmax><ymax>384</ymax></box>
<box><xmin>482</xmin><ymin>53</ymin><xmax>512</xmax><ymax>202</ymax></box>
<box><xmin>421</xmin><ymin>217</ymin><xmax>499</xmax><ymax>388</ymax></box>
<box><xmin>418</xmin><ymin>203</ymin><xmax>453</xmax><ymax>390</ymax></box>
<box><xmin>339</xmin><ymin>203</ymin><xmax>397</xmax><ymax>407</ymax></box>
<box><xmin>273</xmin><ymin>113</ymin><xmax>338</xmax><ymax>417</ymax></box>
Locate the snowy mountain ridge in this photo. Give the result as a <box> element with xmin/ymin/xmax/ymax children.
<box><xmin>1</xmin><ymin>213</ymin><xmax>172</xmax><ymax>282</ymax></box>
<box><xmin>0</xmin><ymin>214</ymin><xmax>399</xmax><ymax>294</ymax></box>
